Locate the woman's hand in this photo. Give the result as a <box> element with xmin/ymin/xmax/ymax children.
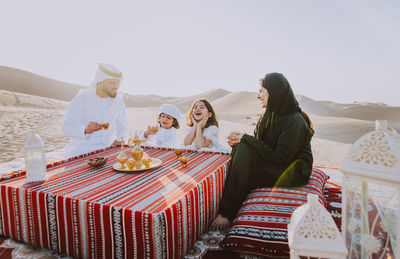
<box><xmin>227</xmin><ymin>132</ymin><xmax>244</xmax><ymax>146</ymax></box>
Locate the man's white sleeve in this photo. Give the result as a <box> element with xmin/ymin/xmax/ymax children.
<box><xmin>61</xmin><ymin>94</ymin><xmax>87</xmax><ymax>139</ymax></box>
<box><xmin>116</xmin><ymin>99</ymin><xmax>129</xmax><ymax>140</ymax></box>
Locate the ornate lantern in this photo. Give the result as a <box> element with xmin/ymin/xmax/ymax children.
<box><xmin>288</xmin><ymin>194</ymin><xmax>347</xmax><ymax>258</ymax></box>
<box><xmin>24</xmin><ymin>131</ymin><xmax>47</xmax><ymax>182</ymax></box>
<box><xmin>340</xmin><ymin>120</ymin><xmax>400</xmax><ymax>258</ymax></box>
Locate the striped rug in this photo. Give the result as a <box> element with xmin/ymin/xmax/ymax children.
<box><xmin>0</xmin><ymin>146</ymin><xmax>231</xmax><ymax>258</ymax></box>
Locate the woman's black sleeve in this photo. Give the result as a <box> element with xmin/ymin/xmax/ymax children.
<box><xmin>241</xmin><ymin>118</ymin><xmax>306</xmax><ymax>166</ymax></box>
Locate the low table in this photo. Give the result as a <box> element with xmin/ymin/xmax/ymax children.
<box><xmin>0</xmin><ymin>146</ymin><xmax>231</xmax><ymax>258</ymax></box>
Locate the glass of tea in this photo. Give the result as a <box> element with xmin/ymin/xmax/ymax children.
<box><xmin>179</xmin><ymin>156</ymin><xmax>189</xmax><ymax>167</ymax></box>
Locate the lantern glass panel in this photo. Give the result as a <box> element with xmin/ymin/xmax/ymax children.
<box><xmin>27</xmin><ymin>150</ymin><xmax>43</xmax><ymax>168</ymax></box>
<box><xmin>343</xmin><ymin>174</ymin><xmax>399</xmax><ymax>258</ymax></box>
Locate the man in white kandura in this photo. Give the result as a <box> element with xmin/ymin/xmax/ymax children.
<box><xmin>62</xmin><ymin>63</ymin><xmax>129</xmax><ymax>158</ymax></box>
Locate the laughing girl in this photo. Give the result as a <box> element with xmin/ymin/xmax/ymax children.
<box><xmin>184</xmin><ymin>98</ymin><xmax>225</xmax><ymax>152</ymax></box>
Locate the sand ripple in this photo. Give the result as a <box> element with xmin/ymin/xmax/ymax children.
<box><xmin>0</xmin><ymin>108</ymin><xmax>68</xmax><ymax>163</ymax></box>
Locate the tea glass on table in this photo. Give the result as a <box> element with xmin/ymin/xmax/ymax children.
<box><xmin>142</xmin><ymin>158</ymin><xmax>152</xmax><ymax>169</ymax></box>
<box><xmin>179</xmin><ymin>156</ymin><xmax>189</xmax><ymax>167</ymax></box>
<box><xmin>174</xmin><ymin>149</ymin><xmax>185</xmax><ymax>158</ymax></box>
<box><xmin>126</xmin><ymin>159</ymin><xmax>136</xmax><ymax>170</ymax></box>
<box><xmin>117</xmin><ymin>154</ymin><xmax>128</xmax><ymax>169</ymax></box>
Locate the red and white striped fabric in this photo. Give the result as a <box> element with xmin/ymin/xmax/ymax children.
<box><xmin>0</xmin><ymin>146</ymin><xmax>231</xmax><ymax>259</ymax></box>
<box><xmin>220</xmin><ymin>168</ymin><xmax>329</xmax><ymax>258</ymax></box>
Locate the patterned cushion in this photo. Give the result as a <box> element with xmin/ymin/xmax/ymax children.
<box><xmin>220</xmin><ymin>168</ymin><xmax>329</xmax><ymax>258</ymax></box>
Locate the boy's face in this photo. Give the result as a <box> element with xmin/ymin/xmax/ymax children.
<box><xmin>160</xmin><ymin>113</ymin><xmax>174</xmax><ymax>129</ymax></box>
<box><xmin>192</xmin><ymin>101</ymin><xmax>211</xmax><ymax>122</ymax></box>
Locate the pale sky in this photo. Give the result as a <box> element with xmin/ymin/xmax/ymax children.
<box><xmin>1</xmin><ymin>1</ymin><xmax>399</xmax><ymax>105</ymax></box>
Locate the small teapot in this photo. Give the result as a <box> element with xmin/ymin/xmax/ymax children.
<box><xmin>128</xmin><ymin>133</ymin><xmax>145</xmax><ymax>169</ymax></box>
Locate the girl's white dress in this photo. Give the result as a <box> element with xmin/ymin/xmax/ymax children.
<box><xmin>140</xmin><ymin>127</ymin><xmax>180</xmax><ymax>148</ymax></box>
<box><xmin>184</xmin><ymin>125</ymin><xmax>229</xmax><ymax>153</ymax></box>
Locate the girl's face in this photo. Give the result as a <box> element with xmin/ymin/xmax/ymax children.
<box><xmin>257</xmin><ymin>87</ymin><xmax>269</xmax><ymax>108</ymax></box>
<box><xmin>159</xmin><ymin>113</ymin><xmax>174</xmax><ymax>129</ymax></box>
<box><xmin>192</xmin><ymin>101</ymin><xmax>212</xmax><ymax>122</ymax></box>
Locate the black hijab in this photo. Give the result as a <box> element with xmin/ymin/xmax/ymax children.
<box><xmin>255</xmin><ymin>73</ymin><xmax>301</xmax><ymax>140</ymax></box>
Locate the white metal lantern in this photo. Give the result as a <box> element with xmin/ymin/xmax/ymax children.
<box><xmin>288</xmin><ymin>193</ymin><xmax>347</xmax><ymax>259</ymax></box>
<box><xmin>24</xmin><ymin>131</ymin><xmax>47</xmax><ymax>182</ymax></box>
<box><xmin>340</xmin><ymin>120</ymin><xmax>400</xmax><ymax>259</ymax></box>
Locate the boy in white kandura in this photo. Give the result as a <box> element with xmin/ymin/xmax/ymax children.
<box><xmin>141</xmin><ymin>103</ymin><xmax>181</xmax><ymax>148</ymax></box>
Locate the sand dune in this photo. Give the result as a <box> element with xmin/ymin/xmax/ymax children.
<box><xmin>2</xmin><ymin>65</ymin><xmax>398</xmax><ymax>128</ymax></box>
<box><xmin>0</xmin><ymin>66</ymin><xmax>162</xmax><ymax>107</ymax></box>
<box><xmin>0</xmin><ymin>66</ymin><xmax>233</xmax><ymax>111</ymax></box>
<box><xmin>1</xmin><ymin>66</ymin><xmax>398</xmax><ymax>168</ymax></box>
<box><xmin>0</xmin><ymin>65</ymin><xmax>85</xmax><ymax>102</ymax></box>
<box><xmin>297</xmin><ymin>95</ymin><xmax>400</xmax><ymax>127</ymax></box>
<box><xmin>309</xmin><ymin>115</ymin><xmax>376</xmax><ymax>144</ymax></box>
<box><xmin>169</xmin><ymin>88</ymin><xmax>231</xmax><ymax>111</ymax></box>
<box><xmin>0</xmin><ymin>90</ymin><xmax>69</xmax><ymax>109</ymax></box>
<box><xmin>212</xmin><ymin>91</ymin><xmax>263</xmax><ymax>115</ymax></box>
<box><xmin>122</xmin><ymin>88</ymin><xmax>231</xmax><ymax>110</ymax></box>
<box><xmin>210</xmin><ymin>91</ymin><xmax>263</xmax><ymax>126</ymax></box>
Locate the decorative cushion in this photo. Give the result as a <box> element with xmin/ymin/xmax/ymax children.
<box><xmin>220</xmin><ymin>168</ymin><xmax>329</xmax><ymax>258</ymax></box>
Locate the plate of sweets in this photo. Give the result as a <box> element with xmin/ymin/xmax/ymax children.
<box><xmin>87</xmin><ymin>157</ymin><xmax>108</xmax><ymax>168</ymax></box>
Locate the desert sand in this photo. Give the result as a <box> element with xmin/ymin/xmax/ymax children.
<box><xmin>1</xmin><ymin>66</ymin><xmax>400</xmax><ymax>258</ymax></box>
<box><xmin>1</xmin><ymin>65</ymin><xmax>399</xmax><ymax>169</ymax></box>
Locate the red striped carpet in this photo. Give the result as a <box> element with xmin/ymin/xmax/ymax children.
<box><xmin>0</xmin><ymin>182</ymin><xmax>342</xmax><ymax>259</ymax></box>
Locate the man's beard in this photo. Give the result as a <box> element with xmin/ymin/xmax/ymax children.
<box><xmin>106</xmin><ymin>89</ymin><xmax>117</xmax><ymax>98</ymax></box>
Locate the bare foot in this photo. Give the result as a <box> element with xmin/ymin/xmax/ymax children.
<box><xmin>210</xmin><ymin>214</ymin><xmax>231</xmax><ymax>231</ymax></box>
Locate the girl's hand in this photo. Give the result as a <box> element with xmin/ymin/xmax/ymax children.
<box><xmin>197</xmin><ymin>117</ymin><xmax>208</xmax><ymax>129</ymax></box>
<box><xmin>191</xmin><ymin>113</ymin><xmax>198</xmax><ymax>126</ymax></box>
<box><xmin>227</xmin><ymin>132</ymin><xmax>243</xmax><ymax>146</ymax></box>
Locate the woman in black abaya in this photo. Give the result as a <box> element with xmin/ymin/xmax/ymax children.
<box><xmin>211</xmin><ymin>72</ymin><xmax>315</xmax><ymax>230</ymax></box>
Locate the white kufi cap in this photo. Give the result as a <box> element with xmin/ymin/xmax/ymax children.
<box><xmin>159</xmin><ymin>104</ymin><xmax>181</xmax><ymax>120</ymax></box>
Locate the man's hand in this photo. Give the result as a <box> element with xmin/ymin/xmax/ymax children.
<box><xmin>227</xmin><ymin>132</ymin><xmax>244</xmax><ymax>147</ymax></box>
<box><xmin>111</xmin><ymin>140</ymin><xmax>121</xmax><ymax>147</ymax></box>
<box><xmin>85</xmin><ymin>122</ymin><xmax>102</xmax><ymax>134</ymax></box>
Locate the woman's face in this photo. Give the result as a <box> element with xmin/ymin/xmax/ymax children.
<box><xmin>257</xmin><ymin>87</ymin><xmax>269</xmax><ymax>108</ymax></box>
<box><xmin>192</xmin><ymin>101</ymin><xmax>211</xmax><ymax>122</ymax></box>
<box><xmin>159</xmin><ymin>113</ymin><xmax>174</xmax><ymax>129</ymax></box>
